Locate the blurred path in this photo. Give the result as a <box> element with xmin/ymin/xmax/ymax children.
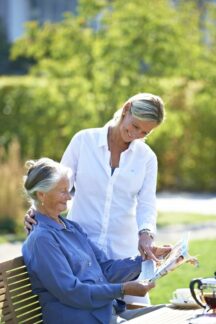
<box><xmin>0</xmin><ymin>242</ymin><xmax>22</xmax><ymax>262</ymax></box>
<box><xmin>0</xmin><ymin>193</ymin><xmax>215</xmax><ymax>262</ymax></box>
<box><xmin>156</xmin><ymin>192</ymin><xmax>216</xmax><ymax>243</ymax></box>
<box><xmin>157</xmin><ymin>222</ymin><xmax>216</xmax><ymax>244</ymax></box>
<box><xmin>157</xmin><ymin>192</ymin><xmax>216</xmax><ymax>215</ymax></box>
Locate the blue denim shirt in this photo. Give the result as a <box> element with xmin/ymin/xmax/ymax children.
<box><xmin>22</xmin><ymin>212</ymin><xmax>142</xmax><ymax>324</ymax></box>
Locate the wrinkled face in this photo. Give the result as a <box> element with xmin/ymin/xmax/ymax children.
<box><xmin>119</xmin><ymin>111</ymin><xmax>158</xmax><ymax>143</ymax></box>
<box><xmin>38</xmin><ymin>177</ymin><xmax>71</xmax><ymax>216</ymax></box>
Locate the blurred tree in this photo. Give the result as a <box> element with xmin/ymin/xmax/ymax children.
<box><xmin>10</xmin><ymin>0</ymin><xmax>211</xmax><ymax>118</ymax></box>
<box><xmin>0</xmin><ymin>0</ymin><xmax>215</xmax><ymax>191</ymax></box>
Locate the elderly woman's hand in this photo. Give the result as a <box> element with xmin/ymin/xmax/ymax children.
<box><xmin>122</xmin><ymin>280</ymin><xmax>155</xmax><ymax>297</ymax></box>
<box><xmin>24</xmin><ymin>208</ymin><xmax>37</xmax><ymax>234</ymax></box>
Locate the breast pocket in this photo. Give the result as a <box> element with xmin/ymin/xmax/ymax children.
<box><xmin>67</xmin><ymin>249</ymin><xmax>90</xmax><ymax>276</ymax></box>
<box><xmin>117</xmin><ymin>168</ymin><xmax>145</xmax><ymax>196</ymax></box>
<box><xmin>68</xmin><ymin>255</ymin><xmax>84</xmax><ymax>274</ymax></box>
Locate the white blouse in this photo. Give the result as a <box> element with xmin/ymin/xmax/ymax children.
<box><xmin>61</xmin><ymin>125</ymin><xmax>158</xmax><ymax>259</ymax></box>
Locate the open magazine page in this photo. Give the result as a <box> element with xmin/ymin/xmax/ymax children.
<box><xmin>140</xmin><ymin>233</ymin><xmax>199</xmax><ymax>283</ymax></box>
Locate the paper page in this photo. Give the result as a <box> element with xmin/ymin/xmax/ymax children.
<box><xmin>140</xmin><ymin>232</ymin><xmax>198</xmax><ymax>282</ymax></box>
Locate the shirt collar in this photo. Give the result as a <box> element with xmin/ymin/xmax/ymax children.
<box><xmin>128</xmin><ymin>140</ymin><xmax>137</xmax><ymax>152</ymax></box>
<box><xmin>98</xmin><ymin>124</ymin><xmax>109</xmax><ymax>148</ymax></box>
<box><xmin>34</xmin><ymin>211</ymin><xmax>74</xmax><ymax>231</ymax></box>
<box><xmin>98</xmin><ymin>124</ymin><xmax>138</xmax><ymax>152</ymax></box>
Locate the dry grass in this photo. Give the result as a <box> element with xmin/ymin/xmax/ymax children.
<box><xmin>0</xmin><ymin>139</ymin><xmax>26</xmax><ymax>231</ymax></box>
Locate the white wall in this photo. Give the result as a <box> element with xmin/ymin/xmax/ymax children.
<box><xmin>7</xmin><ymin>0</ymin><xmax>30</xmax><ymax>42</ymax></box>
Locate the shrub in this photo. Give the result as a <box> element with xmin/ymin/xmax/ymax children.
<box><xmin>0</xmin><ymin>76</ymin><xmax>215</xmax><ymax>192</ymax></box>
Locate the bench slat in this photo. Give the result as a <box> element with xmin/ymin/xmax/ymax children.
<box><xmin>16</xmin><ymin>305</ymin><xmax>42</xmax><ymax>318</ymax></box>
<box><xmin>9</xmin><ymin>284</ymin><xmax>32</xmax><ymax>297</ymax></box>
<box><xmin>11</xmin><ymin>290</ymin><xmax>39</xmax><ymax>304</ymax></box>
<box><xmin>13</xmin><ymin>294</ymin><xmax>39</xmax><ymax>308</ymax></box>
<box><xmin>15</xmin><ymin>301</ymin><xmax>41</xmax><ymax>315</ymax></box>
<box><xmin>1</xmin><ymin>303</ymin><xmax>10</xmax><ymax>312</ymax></box>
<box><xmin>2</xmin><ymin>311</ymin><xmax>14</xmax><ymax>322</ymax></box>
<box><xmin>7</xmin><ymin>272</ymin><xmax>30</xmax><ymax>284</ymax></box>
<box><xmin>0</xmin><ymin>300</ymin><xmax>9</xmax><ymax>310</ymax></box>
<box><xmin>0</xmin><ymin>258</ymin><xmax>25</xmax><ymax>272</ymax></box>
<box><xmin>0</xmin><ymin>256</ymin><xmax>43</xmax><ymax>323</ymax></box>
<box><xmin>0</xmin><ymin>287</ymin><xmax>6</xmax><ymax>295</ymax></box>
<box><xmin>16</xmin><ymin>308</ymin><xmax>43</xmax><ymax>322</ymax></box>
<box><xmin>19</xmin><ymin>315</ymin><xmax>43</xmax><ymax>324</ymax></box>
<box><xmin>0</xmin><ymin>294</ymin><xmax>6</xmax><ymax>302</ymax></box>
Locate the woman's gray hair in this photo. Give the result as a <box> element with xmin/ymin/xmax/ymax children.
<box><xmin>112</xmin><ymin>93</ymin><xmax>165</xmax><ymax>125</ymax></box>
<box><xmin>23</xmin><ymin>157</ymin><xmax>71</xmax><ymax>208</ymax></box>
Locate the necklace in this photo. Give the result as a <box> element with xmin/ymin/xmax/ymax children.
<box><xmin>59</xmin><ymin>218</ymin><xmax>67</xmax><ymax>229</ymax></box>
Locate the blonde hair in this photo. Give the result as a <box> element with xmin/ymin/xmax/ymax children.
<box><xmin>112</xmin><ymin>93</ymin><xmax>165</xmax><ymax>124</ymax></box>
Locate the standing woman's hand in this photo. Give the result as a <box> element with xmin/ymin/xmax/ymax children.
<box><xmin>24</xmin><ymin>208</ymin><xmax>37</xmax><ymax>234</ymax></box>
<box><xmin>139</xmin><ymin>231</ymin><xmax>172</xmax><ymax>262</ymax></box>
<box><xmin>138</xmin><ymin>232</ymin><xmax>159</xmax><ymax>261</ymax></box>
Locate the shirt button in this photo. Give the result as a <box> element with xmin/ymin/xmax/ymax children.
<box><xmin>99</xmin><ymin>278</ymin><xmax>103</xmax><ymax>282</ymax></box>
<box><xmin>88</xmin><ymin>261</ymin><xmax>92</xmax><ymax>266</ymax></box>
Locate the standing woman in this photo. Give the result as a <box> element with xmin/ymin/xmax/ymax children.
<box><xmin>61</xmin><ymin>93</ymin><xmax>164</xmax><ymax>263</ymax></box>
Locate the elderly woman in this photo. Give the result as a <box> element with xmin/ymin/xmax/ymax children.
<box><xmin>22</xmin><ymin>158</ymin><xmax>170</xmax><ymax>324</ymax></box>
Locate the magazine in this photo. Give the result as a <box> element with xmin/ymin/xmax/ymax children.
<box><xmin>139</xmin><ymin>232</ymin><xmax>199</xmax><ymax>283</ymax></box>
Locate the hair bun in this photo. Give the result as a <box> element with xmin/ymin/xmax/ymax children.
<box><xmin>25</xmin><ymin>160</ymin><xmax>36</xmax><ymax>175</ymax></box>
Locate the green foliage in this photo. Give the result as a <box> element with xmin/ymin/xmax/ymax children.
<box><xmin>148</xmin><ymin>79</ymin><xmax>216</xmax><ymax>191</ymax></box>
<box><xmin>150</xmin><ymin>239</ymin><xmax>216</xmax><ymax>304</ymax></box>
<box><xmin>1</xmin><ymin>75</ymin><xmax>215</xmax><ymax>191</ymax></box>
<box><xmin>0</xmin><ymin>77</ymin><xmax>99</xmax><ymax>160</ymax></box>
<box><xmin>0</xmin><ymin>218</ymin><xmax>18</xmax><ymax>234</ymax></box>
<box><xmin>0</xmin><ymin>0</ymin><xmax>215</xmax><ymax>191</ymax></box>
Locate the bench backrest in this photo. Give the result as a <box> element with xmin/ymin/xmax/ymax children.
<box><xmin>0</xmin><ymin>256</ymin><xmax>43</xmax><ymax>323</ymax></box>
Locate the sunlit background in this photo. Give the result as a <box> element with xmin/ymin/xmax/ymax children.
<box><xmin>0</xmin><ymin>0</ymin><xmax>215</xmax><ymax>305</ymax></box>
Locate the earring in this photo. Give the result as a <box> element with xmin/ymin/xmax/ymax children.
<box><xmin>41</xmin><ymin>201</ymin><xmax>44</xmax><ymax>206</ymax></box>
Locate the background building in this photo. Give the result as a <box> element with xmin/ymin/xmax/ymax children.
<box><xmin>0</xmin><ymin>0</ymin><xmax>77</xmax><ymax>42</ymax></box>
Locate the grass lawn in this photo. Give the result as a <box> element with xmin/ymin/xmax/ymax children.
<box><xmin>157</xmin><ymin>212</ymin><xmax>216</xmax><ymax>227</ymax></box>
<box><xmin>150</xmin><ymin>239</ymin><xmax>216</xmax><ymax>304</ymax></box>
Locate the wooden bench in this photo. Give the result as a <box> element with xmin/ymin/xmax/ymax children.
<box><xmin>0</xmin><ymin>256</ymin><xmax>43</xmax><ymax>324</ymax></box>
<box><xmin>0</xmin><ymin>256</ymin><xmax>155</xmax><ymax>323</ymax></box>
